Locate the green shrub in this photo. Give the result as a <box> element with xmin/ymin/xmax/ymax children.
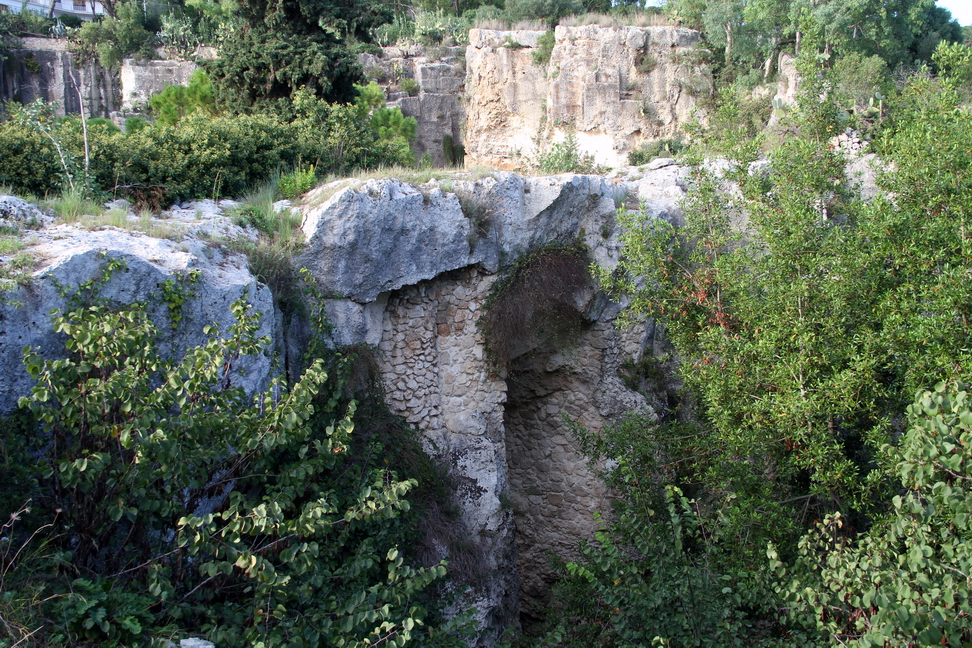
<box><xmin>112</xmin><ymin>113</ymin><xmax>300</xmax><ymax>200</ymax></box>
<box><xmin>2</xmin><ymin>91</ymin><xmax>412</xmax><ymax>201</ymax></box>
<box><xmin>124</xmin><ymin>116</ymin><xmax>150</xmax><ymax>133</ymax></box>
<box><xmin>831</xmin><ymin>52</ymin><xmax>893</xmax><ymax>112</ymax></box>
<box><xmin>773</xmin><ymin>382</ymin><xmax>972</xmax><ymax>647</ymax></box>
<box><xmin>371</xmin><ymin>106</ymin><xmax>417</xmax><ymax>142</ymax></box>
<box><xmin>535</xmin><ymin>130</ymin><xmax>600</xmax><ymax>174</ymax></box>
<box><xmin>400</xmin><ymin>77</ymin><xmax>421</xmax><ymax>97</ymax></box>
<box><xmin>1</xmin><ymin>266</ymin><xmax>448</xmax><ymax>646</ymax></box>
<box><xmin>148</xmin><ymin>69</ymin><xmax>217</xmax><ymax>126</ymax></box>
<box><xmin>504</xmin><ymin>0</ymin><xmax>582</xmax><ymax>26</ymax></box>
<box><xmin>627</xmin><ymin>137</ymin><xmax>685</xmax><ymax>165</ymax></box>
<box><xmin>72</xmin><ymin>0</ymin><xmax>156</xmax><ymax>69</ymax></box>
<box><xmin>279</xmin><ymin>165</ymin><xmax>318</xmax><ymax>199</ymax></box>
<box><xmin>0</xmin><ymin>122</ymin><xmax>62</xmax><ymax>196</ymax></box>
<box><xmin>532</xmin><ymin>30</ymin><xmax>555</xmax><ymax>66</ymax></box>
<box><xmin>292</xmin><ymin>91</ymin><xmax>415</xmax><ymax>173</ymax></box>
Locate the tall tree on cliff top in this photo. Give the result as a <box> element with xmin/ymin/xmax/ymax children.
<box><xmin>206</xmin><ymin>0</ymin><xmax>392</xmax><ymax>112</ymax></box>
<box><xmin>667</xmin><ymin>0</ymin><xmax>961</xmax><ymax>75</ymax></box>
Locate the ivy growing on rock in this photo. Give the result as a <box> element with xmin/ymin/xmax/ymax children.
<box><xmin>479</xmin><ymin>241</ymin><xmax>592</xmax><ymax>369</ymax></box>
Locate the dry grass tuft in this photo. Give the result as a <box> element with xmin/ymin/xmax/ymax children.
<box><xmin>559</xmin><ymin>11</ymin><xmax>674</xmax><ymax>28</ymax></box>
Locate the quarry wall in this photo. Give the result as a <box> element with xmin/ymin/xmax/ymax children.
<box><xmin>463</xmin><ymin>25</ymin><xmax>710</xmax><ymax>169</ymax></box>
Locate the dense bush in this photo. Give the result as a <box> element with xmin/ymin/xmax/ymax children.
<box><xmin>534</xmin><ymin>130</ymin><xmax>599</xmax><ymax>174</ymax></box>
<box><xmin>0</xmin><ymin>123</ymin><xmax>63</xmax><ymax>196</ymax></box>
<box><xmin>0</xmin><ymin>93</ymin><xmax>414</xmax><ymax>201</ymax></box>
<box><xmin>71</xmin><ymin>0</ymin><xmax>156</xmax><ymax>69</ymax></box>
<box><xmin>111</xmin><ymin>113</ymin><xmax>299</xmax><ymax>200</ymax></box>
<box><xmin>627</xmin><ymin>137</ymin><xmax>685</xmax><ymax>165</ymax></box>
<box><xmin>0</xmin><ymin>263</ymin><xmax>452</xmax><ymax>647</ymax></box>
<box><xmin>503</xmin><ymin>0</ymin><xmax>582</xmax><ymax>26</ymax></box>
<box><xmin>149</xmin><ymin>69</ymin><xmax>217</xmax><ymax>126</ymax></box>
<box><xmin>205</xmin><ymin>0</ymin><xmax>390</xmax><ymax>110</ymax></box>
<box><xmin>549</xmin><ymin>50</ymin><xmax>972</xmax><ymax>645</ymax></box>
<box><xmin>772</xmin><ymin>382</ymin><xmax>972</xmax><ymax>646</ymax></box>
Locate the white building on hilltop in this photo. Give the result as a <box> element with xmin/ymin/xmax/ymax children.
<box><xmin>0</xmin><ymin>0</ymin><xmax>106</xmax><ymax>21</ymax></box>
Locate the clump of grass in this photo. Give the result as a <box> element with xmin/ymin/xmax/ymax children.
<box><xmin>471</xmin><ymin>17</ymin><xmax>545</xmax><ymax>31</ymax></box>
<box><xmin>231</xmin><ymin>179</ymin><xmax>293</xmax><ymax>237</ymax></box>
<box><xmin>511</xmin><ymin>19</ymin><xmax>546</xmax><ymax>30</ymax></box>
<box><xmin>457</xmin><ymin>188</ymin><xmax>495</xmax><ymax>240</ymax></box>
<box><xmin>46</xmin><ymin>188</ymin><xmax>102</xmax><ymax>221</ymax></box>
<box><xmin>279</xmin><ymin>165</ymin><xmax>319</xmax><ymax>200</ymax></box>
<box><xmin>559</xmin><ymin>11</ymin><xmax>672</xmax><ymax>28</ymax></box>
<box><xmin>0</xmin><ymin>237</ymin><xmax>25</xmax><ymax>255</ymax></box>
<box><xmin>228</xmin><ymin>178</ymin><xmax>307</xmax><ymax>312</ymax></box>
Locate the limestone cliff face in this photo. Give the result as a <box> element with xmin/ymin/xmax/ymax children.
<box><xmin>359</xmin><ymin>47</ymin><xmax>467</xmax><ymax>167</ymax></box>
<box><xmin>464</xmin><ymin>25</ymin><xmax>710</xmax><ymax>169</ymax></box>
<box><xmin>298</xmin><ymin>166</ymin><xmax>687</xmax><ymax>643</ymax></box>
<box><xmin>0</xmin><ymin>37</ymin><xmax>117</xmax><ymax>117</ymax></box>
<box><xmin>120</xmin><ymin>58</ymin><xmax>198</xmax><ymax>111</ymax></box>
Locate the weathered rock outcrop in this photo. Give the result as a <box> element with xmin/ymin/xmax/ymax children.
<box><xmin>120</xmin><ymin>58</ymin><xmax>197</xmax><ymax>111</ymax></box>
<box><xmin>0</xmin><ymin>225</ymin><xmax>275</xmax><ymax>414</ymax></box>
<box><xmin>464</xmin><ymin>25</ymin><xmax>710</xmax><ymax>169</ymax></box>
<box><xmin>299</xmin><ymin>167</ymin><xmax>685</xmax><ymax>642</ymax></box>
<box><xmin>0</xmin><ymin>163</ymin><xmax>690</xmax><ymax>645</ymax></box>
<box><xmin>0</xmin><ymin>37</ymin><xmax>202</xmax><ymax>120</ymax></box>
<box><xmin>359</xmin><ymin>47</ymin><xmax>467</xmax><ymax>167</ymax></box>
<box><xmin>0</xmin><ymin>37</ymin><xmax>117</xmax><ymax>117</ymax></box>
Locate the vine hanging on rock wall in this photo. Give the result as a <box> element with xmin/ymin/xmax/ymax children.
<box><xmin>479</xmin><ymin>240</ymin><xmax>593</xmax><ymax>368</ymax></box>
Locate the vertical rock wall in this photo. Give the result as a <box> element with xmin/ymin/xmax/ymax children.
<box><xmin>504</xmin><ymin>315</ymin><xmax>650</xmax><ymax>628</ymax></box>
<box><xmin>120</xmin><ymin>58</ymin><xmax>197</xmax><ymax>111</ymax></box>
<box><xmin>464</xmin><ymin>25</ymin><xmax>710</xmax><ymax>169</ymax></box>
<box><xmin>298</xmin><ymin>169</ymin><xmax>687</xmax><ymax>644</ymax></box>
<box><xmin>378</xmin><ymin>268</ymin><xmax>518</xmax><ymax>642</ymax></box>
<box><xmin>0</xmin><ymin>38</ymin><xmax>117</xmax><ymax>116</ymax></box>
<box><xmin>359</xmin><ymin>47</ymin><xmax>467</xmax><ymax>167</ymax></box>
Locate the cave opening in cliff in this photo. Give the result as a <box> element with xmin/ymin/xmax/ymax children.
<box><xmin>482</xmin><ymin>243</ymin><xmax>617</xmax><ymax>633</ymax></box>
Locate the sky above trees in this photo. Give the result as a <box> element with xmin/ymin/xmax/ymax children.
<box><xmin>937</xmin><ymin>0</ymin><xmax>971</xmax><ymax>26</ymax></box>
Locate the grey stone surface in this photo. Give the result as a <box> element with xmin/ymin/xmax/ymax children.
<box><xmin>0</xmin><ymin>195</ymin><xmax>51</xmax><ymax>231</ymax></box>
<box><xmin>298</xmin><ymin>179</ymin><xmax>472</xmax><ymax>303</ymax></box>
<box><xmin>180</xmin><ymin>639</ymin><xmax>216</xmax><ymax>648</ymax></box>
<box><xmin>845</xmin><ymin>153</ymin><xmax>883</xmax><ymax>201</ymax></box>
<box><xmin>120</xmin><ymin>58</ymin><xmax>197</xmax><ymax>111</ymax></box>
<box><xmin>0</xmin><ymin>42</ymin><xmax>117</xmax><ymax>117</ymax></box>
<box><xmin>0</xmin><ymin>226</ymin><xmax>275</xmax><ymax>414</ymax></box>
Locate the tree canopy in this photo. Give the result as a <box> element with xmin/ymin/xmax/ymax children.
<box><xmin>206</xmin><ymin>0</ymin><xmax>393</xmax><ymax>111</ymax></box>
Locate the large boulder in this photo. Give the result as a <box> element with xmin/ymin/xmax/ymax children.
<box><xmin>0</xmin><ymin>225</ymin><xmax>275</xmax><ymax>414</ymax></box>
<box><xmin>298</xmin><ymin>179</ymin><xmax>474</xmax><ymax>303</ymax></box>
